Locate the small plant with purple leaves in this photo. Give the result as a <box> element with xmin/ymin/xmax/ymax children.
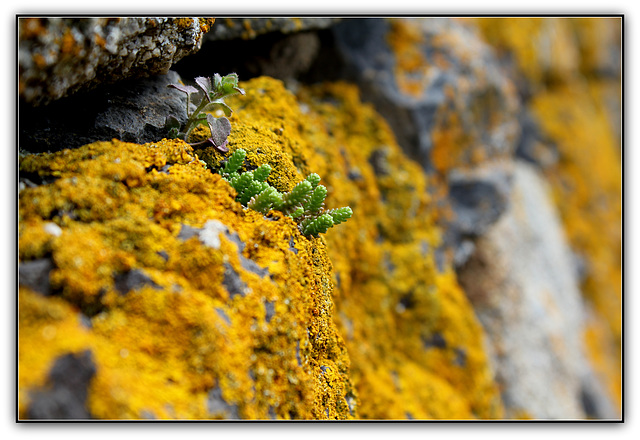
<box><xmin>165</xmin><ymin>73</ymin><xmax>245</xmax><ymax>152</ymax></box>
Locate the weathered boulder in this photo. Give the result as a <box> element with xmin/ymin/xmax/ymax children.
<box><xmin>19</xmin><ymin>70</ymin><xmax>191</xmax><ymax>153</ymax></box>
<box><xmin>19</xmin><ymin>76</ymin><xmax>504</xmax><ymax>420</ymax></box>
<box><xmin>457</xmin><ymin>161</ymin><xmax>617</xmax><ymax>419</ymax></box>
<box><xmin>467</xmin><ymin>17</ymin><xmax>622</xmax><ymax>415</ymax></box>
<box><xmin>19</xmin><ymin>17</ymin><xmax>215</xmax><ymax>106</ymax></box>
<box><xmin>328</xmin><ymin>18</ymin><xmax>520</xmax><ymax>175</ymax></box>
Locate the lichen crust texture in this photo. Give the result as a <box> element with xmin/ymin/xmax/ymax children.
<box><xmin>19</xmin><ymin>76</ymin><xmax>503</xmax><ymax>419</ymax></box>
<box><xmin>19</xmin><ymin>137</ymin><xmax>354</xmax><ymax>420</ymax></box>
<box><xmin>465</xmin><ymin>17</ymin><xmax>622</xmax><ymax>411</ymax></box>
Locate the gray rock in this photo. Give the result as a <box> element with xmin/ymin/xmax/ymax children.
<box><xmin>457</xmin><ymin>161</ymin><xmax>617</xmax><ymax>419</ymax></box>
<box><xmin>19</xmin><ymin>17</ymin><xmax>214</xmax><ymax>106</ymax></box>
<box><xmin>440</xmin><ymin>163</ymin><xmax>513</xmax><ymax>268</ymax></box>
<box><xmin>264</xmin><ymin>300</ymin><xmax>276</xmax><ymax>323</ymax></box>
<box><xmin>222</xmin><ymin>262</ymin><xmax>248</xmax><ymax>299</ymax></box>
<box><xmin>177</xmin><ymin>223</ymin><xmax>201</xmax><ymax>241</ymax></box>
<box><xmin>177</xmin><ymin>28</ymin><xmax>322</xmax><ymax>83</ymax></box>
<box><xmin>330</xmin><ymin>18</ymin><xmax>520</xmax><ymax>173</ymax></box>
<box><xmin>114</xmin><ymin>269</ymin><xmax>162</xmax><ymax>295</ymax></box>
<box><xmin>207</xmin><ymin>385</ymin><xmax>240</xmax><ymax>419</ymax></box>
<box><xmin>447</xmin><ymin>165</ymin><xmax>512</xmax><ymax>238</ymax></box>
<box><xmin>515</xmin><ymin>110</ymin><xmax>559</xmax><ymax>169</ymax></box>
<box><xmin>19</xmin><ymin>70</ymin><xmax>190</xmax><ymax>153</ymax></box>
<box><xmin>19</xmin><ymin>258</ymin><xmax>55</xmax><ymax>296</ymax></box>
<box><xmin>27</xmin><ymin>350</ymin><xmax>96</xmax><ymax>419</ymax></box>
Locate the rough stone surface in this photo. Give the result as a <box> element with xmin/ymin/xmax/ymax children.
<box><xmin>27</xmin><ymin>351</ymin><xmax>96</xmax><ymax>419</ymax></box>
<box><xmin>457</xmin><ymin>161</ymin><xmax>616</xmax><ymax>419</ymax></box>
<box><xmin>19</xmin><ymin>70</ymin><xmax>189</xmax><ymax>153</ymax></box>
<box><xmin>17</xmin><ymin>17</ymin><xmax>621</xmax><ymax>421</ymax></box>
<box><xmin>114</xmin><ymin>269</ymin><xmax>162</xmax><ymax>295</ymax></box>
<box><xmin>205</xmin><ymin>17</ymin><xmax>339</xmax><ymax>41</ymax></box>
<box><xmin>207</xmin><ymin>385</ymin><xmax>240</xmax><ymax>419</ymax></box>
<box><xmin>19</xmin><ymin>258</ymin><xmax>55</xmax><ymax>296</ymax></box>
<box><xmin>19</xmin><ymin>17</ymin><xmax>215</xmax><ymax>106</ymax></box>
<box><xmin>327</xmin><ymin>18</ymin><xmax>520</xmax><ymax>174</ymax></box>
<box><xmin>176</xmin><ymin>30</ymin><xmax>322</xmax><ymax>83</ymax></box>
<box><xmin>444</xmin><ymin>163</ymin><xmax>513</xmax><ymax>267</ymax></box>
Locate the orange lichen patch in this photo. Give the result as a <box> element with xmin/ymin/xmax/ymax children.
<box><xmin>226</xmin><ymin>78</ymin><xmax>501</xmax><ymax>418</ymax></box>
<box><xmin>60</xmin><ymin>29</ymin><xmax>79</xmax><ymax>56</ymax></box>
<box><xmin>430</xmin><ymin>109</ymin><xmax>469</xmax><ymax>174</ymax></box>
<box><xmin>530</xmin><ymin>84</ymin><xmax>621</xmax><ymax>410</ymax></box>
<box><xmin>198</xmin><ymin>18</ymin><xmax>216</xmax><ymax>34</ymax></box>
<box><xmin>386</xmin><ymin>19</ymin><xmax>429</xmax><ymax>97</ymax></box>
<box><xmin>19</xmin><ymin>76</ymin><xmax>502</xmax><ymax>420</ymax></box>
<box><xmin>32</xmin><ymin>53</ymin><xmax>47</xmax><ymax>69</ymax></box>
<box><xmin>19</xmin><ymin>137</ymin><xmax>354</xmax><ymax>419</ymax></box>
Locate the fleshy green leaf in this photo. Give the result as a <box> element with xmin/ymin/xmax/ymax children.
<box><xmin>327</xmin><ymin>207</ymin><xmax>353</xmax><ymax>225</ymax></box>
<box><xmin>305</xmin><ymin>173</ymin><xmax>321</xmax><ymax>188</ymax></box>
<box><xmin>301</xmin><ymin>213</ymin><xmax>335</xmax><ymax>236</ymax></box>
<box><xmin>304</xmin><ymin>185</ymin><xmax>327</xmax><ymax>215</ymax></box>
<box><xmin>223</xmin><ymin>149</ymin><xmax>246</xmax><ymax>175</ymax></box>
<box><xmin>253</xmin><ymin>164</ymin><xmax>272</xmax><ymax>182</ymax></box>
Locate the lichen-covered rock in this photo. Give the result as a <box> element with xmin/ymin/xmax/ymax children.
<box><xmin>19</xmin><ymin>138</ymin><xmax>355</xmax><ymax>419</ymax></box>
<box><xmin>460</xmin><ymin>17</ymin><xmax>622</xmax><ymax>92</ymax></box>
<box><xmin>19</xmin><ymin>17</ymin><xmax>215</xmax><ymax>106</ymax></box>
<box><xmin>205</xmin><ymin>17</ymin><xmax>339</xmax><ymax>41</ymax></box>
<box><xmin>530</xmin><ymin>85</ymin><xmax>622</xmax><ymax>412</ymax></box>
<box><xmin>458</xmin><ymin>161</ymin><xmax>617</xmax><ymax>419</ymax></box>
<box><xmin>19</xmin><ymin>76</ymin><xmax>504</xmax><ymax>420</ymax></box>
<box><xmin>330</xmin><ymin>18</ymin><xmax>520</xmax><ymax>175</ymax></box>
<box><xmin>322</xmin><ymin>18</ymin><xmax>522</xmax><ymax>268</ymax></box>
<box><xmin>215</xmin><ymin>77</ymin><xmax>504</xmax><ymax>419</ymax></box>
<box><xmin>18</xmin><ymin>17</ymin><xmax>621</xmax><ymax>421</ymax></box>
<box><xmin>466</xmin><ymin>17</ymin><xmax>622</xmax><ymax>416</ymax></box>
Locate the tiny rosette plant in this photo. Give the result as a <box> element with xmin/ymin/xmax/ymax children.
<box><xmin>219</xmin><ymin>149</ymin><xmax>353</xmax><ymax>237</ymax></box>
<box><xmin>165</xmin><ymin>73</ymin><xmax>245</xmax><ymax>152</ymax></box>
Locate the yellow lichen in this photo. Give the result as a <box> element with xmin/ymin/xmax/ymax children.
<box><xmin>386</xmin><ymin>19</ymin><xmax>429</xmax><ymax>97</ymax></box>
<box><xmin>530</xmin><ymin>84</ymin><xmax>621</xmax><ymax>408</ymax></box>
<box><xmin>19</xmin><ymin>137</ymin><xmax>354</xmax><ymax>420</ymax></box>
<box><xmin>225</xmin><ymin>77</ymin><xmax>502</xmax><ymax>418</ymax></box>
<box><xmin>466</xmin><ymin>17</ymin><xmax>621</xmax><ymax>413</ymax></box>
<box><xmin>19</xmin><ymin>76</ymin><xmax>504</xmax><ymax>420</ymax></box>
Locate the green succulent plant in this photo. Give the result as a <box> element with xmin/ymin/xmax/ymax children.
<box><xmin>219</xmin><ymin>149</ymin><xmax>353</xmax><ymax>237</ymax></box>
<box><xmin>165</xmin><ymin>73</ymin><xmax>245</xmax><ymax>152</ymax></box>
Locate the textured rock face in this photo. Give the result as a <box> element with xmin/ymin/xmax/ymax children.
<box><xmin>465</xmin><ymin>17</ymin><xmax>622</xmax><ymax>414</ymax></box>
<box><xmin>458</xmin><ymin>162</ymin><xmax>616</xmax><ymax>419</ymax></box>
<box><xmin>20</xmin><ymin>71</ymin><xmax>190</xmax><ymax>152</ymax></box>
<box><xmin>19</xmin><ymin>17</ymin><xmax>215</xmax><ymax>105</ymax></box>
<box><xmin>19</xmin><ymin>137</ymin><xmax>355</xmax><ymax>419</ymax></box>
<box><xmin>18</xmin><ymin>16</ymin><xmax>621</xmax><ymax>420</ymax></box>
<box><xmin>330</xmin><ymin>18</ymin><xmax>520</xmax><ymax>174</ymax></box>
<box><xmin>205</xmin><ymin>17</ymin><xmax>339</xmax><ymax>41</ymax></box>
